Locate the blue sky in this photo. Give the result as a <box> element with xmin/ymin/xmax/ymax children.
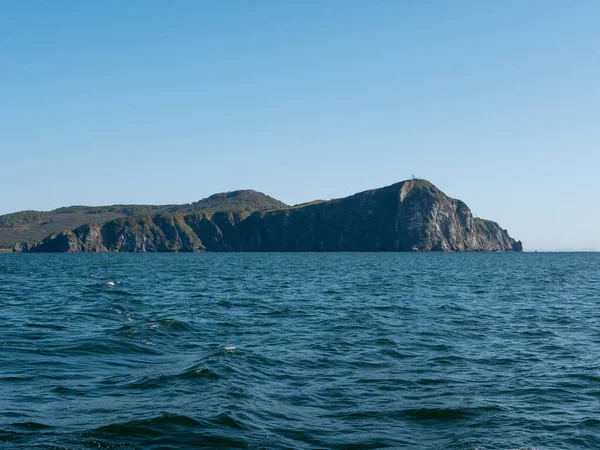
<box><xmin>1</xmin><ymin>1</ymin><xmax>599</xmax><ymax>250</ymax></box>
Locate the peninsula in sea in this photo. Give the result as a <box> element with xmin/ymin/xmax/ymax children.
<box><xmin>6</xmin><ymin>179</ymin><xmax>522</xmax><ymax>253</ymax></box>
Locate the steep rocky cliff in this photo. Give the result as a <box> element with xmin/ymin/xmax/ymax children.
<box><xmin>0</xmin><ymin>190</ymin><xmax>286</xmax><ymax>250</ymax></box>
<box><xmin>20</xmin><ymin>180</ymin><xmax>522</xmax><ymax>253</ymax></box>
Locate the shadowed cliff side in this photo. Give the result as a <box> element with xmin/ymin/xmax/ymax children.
<box><xmin>20</xmin><ymin>180</ymin><xmax>522</xmax><ymax>253</ymax></box>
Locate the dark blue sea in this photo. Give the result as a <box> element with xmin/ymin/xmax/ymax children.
<box><xmin>1</xmin><ymin>253</ymin><xmax>600</xmax><ymax>449</ymax></box>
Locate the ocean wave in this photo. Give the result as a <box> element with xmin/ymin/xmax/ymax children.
<box><xmin>322</xmin><ymin>406</ymin><xmax>504</xmax><ymax>422</ymax></box>
<box><xmin>84</xmin><ymin>413</ymin><xmax>249</xmax><ymax>449</ymax></box>
<box><xmin>267</xmin><ymin>306</ymin><xmax>300</xmax><ymax>315</ymax></box>
<box><xmin>125</xmin><ymin>365</ymin><xmax>220</xmax><ymax>390</ymax></box>
<box><xmin>61</xmin><ymin>338</ymin><xmax>162</xmax><ymax>356</ymax></box>
<box><xmin>152</xmin><ymin>318</ymin><xmax>197</xmax><ymax>332</ymax></box>
<box><xmin>25</xmin><ymin>323</ymin><xmax>69</xmax><ymax>331</ymax></box>
<box><xmin>8</xmin><ymin>421</ymin><xmax>52</xmax><ymax>430</ymax></box>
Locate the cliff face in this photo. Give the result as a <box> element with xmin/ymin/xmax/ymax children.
<box><xmin>0</xmin><ymin>189</ymin><xmax>286</xmax><ymax>250</ymax></box>
<box><xmin>235</xmin><ymin>180</ymin><xmax>521</xmax><ymax>252</ymax></box>
<box><xmin>21</xmin><ymin>180</ymin><xmax>522</xmax><ymax>253</ymax></box>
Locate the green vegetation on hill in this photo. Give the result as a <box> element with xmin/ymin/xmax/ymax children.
<box><xmin>188</xmin><ymin>190</ymin><xmax>286</xmax><ymax>214</ymax></box>
<box><xmin>0</xmin><ymin>190</ymin><xmax>287</xmax><ymax>249</ymax></box>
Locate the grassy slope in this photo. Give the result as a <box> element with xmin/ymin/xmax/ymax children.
<box><xmin>0</xmin><ymin>190</ymin><xmax>286</xmax><ymax>249</ymax></box>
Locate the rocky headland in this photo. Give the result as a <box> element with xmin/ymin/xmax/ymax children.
<box><xmin>16</xmin><ymin>180</ymin><xmax>522</xmax><ymax>253</ymax></box>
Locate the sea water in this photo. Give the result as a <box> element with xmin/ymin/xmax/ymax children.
<box><xmin>1</xmin><ymin>252</ymin><xmax>599</xmax><ymax>449</ymax></box>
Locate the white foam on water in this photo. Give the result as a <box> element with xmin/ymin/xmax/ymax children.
<box><xmin>224</xmin><ymin>345</ymin><xmax>237</xmax><ymax>352</ymax></box>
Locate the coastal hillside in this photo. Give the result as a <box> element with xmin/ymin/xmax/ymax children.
<box><xmin>0</xmin><ymin>190</ymin><xmax>286</xmax><ymax>250</ymax></box>
<box><xmin>18</xmin><ymin>180</ymin><xmax>522</xmax><ymax>253</ymax></box>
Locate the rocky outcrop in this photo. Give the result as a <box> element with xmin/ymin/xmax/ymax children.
<box><xmin>0</xmin><ymin>189</ymin><xmax>287</xmax><ymax>250</ymax></box>
<box><xmin>12</xmin><ymin>242</ymin><xmax>35</xmax><ymax>253</ymax></box>
<box><xmin>20</xmin><ymin>180</ymin><xmax>522</xmax><ymax>253</ymax></box>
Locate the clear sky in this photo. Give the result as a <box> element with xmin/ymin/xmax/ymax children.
<box><xmin>1</xmin><ymin>1</ymin><xmax>599</xmax><ymax>250</ymax></box>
